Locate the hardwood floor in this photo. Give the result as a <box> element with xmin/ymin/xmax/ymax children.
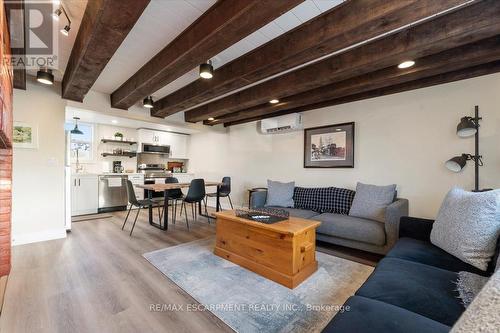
<box><xmin>0</xmin><ymin>208</ymin><xmax>380</xmax><ymax>332</ymax></box>
<box><xmin>0</xmin><ymin>208</ymin><xmax>232</xmax><ymax>333</ymax></box>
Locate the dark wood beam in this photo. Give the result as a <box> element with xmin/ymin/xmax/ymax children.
<box><xmin>110</xmin><ymin>0</ymin><xmax>303</xmax><ymax>110</ymax></box>
<box><xmin>224</xmin><ymin>60</ymin><xmax>500</xmax><ymax>127</ymax></box>
<box><xmin>62</xmin><ymin>0</ymin><xmax>150</xmax><ymax>102</ymax></box>
<box><xmin>210</xmin><ymin>36</ymin><xmax>500</xmax><ymax>125</ymax></box>
<box><xmin>152</xmin><ymin>0</ymin><xmax>469</xmax><ymax>118</ymax></box>
<box><xmin>186</xmin><ymin>0</ymin><xmax>500</xmax><ymax>123</ymax></box>
<box><xmin>5</xmin><ymin>0</ymin><xmax>26</xmax><ymax>90</ymax></box>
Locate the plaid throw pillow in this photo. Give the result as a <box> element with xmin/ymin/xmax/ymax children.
<box><xmin>293</xmin><ymin>187</ymin><xmax>355</xmax><ymax>215</ymax></box>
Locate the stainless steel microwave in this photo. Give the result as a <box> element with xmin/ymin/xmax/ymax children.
<box><xmin>142</xmin><ymin>143</ymin><xmax>170</xmax><ymax>155</ymax></box>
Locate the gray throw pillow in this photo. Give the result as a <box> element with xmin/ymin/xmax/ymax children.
<box><xmin>450</xmin><ymin>268</ymin><xmax>500</xmax><ymax>333</ymax></box>
<box><xmin>265</xmin><ymin>180</ymin><xmax>294</xmax><ymax>208</ymax></box>
<box><xmin>349</xmin><ymin>182</ymin><xmax>397</xmax><ymax>222</ymax></box>
<box><xmin>430</xmin><ymin>187</ymin><xmax>500</xmax><ymax>271</ymax></box>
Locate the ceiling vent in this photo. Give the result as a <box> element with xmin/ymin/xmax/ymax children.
<box><xmin>259</xmin><ymin>113</ymin><xmax>303</xmax><ymax>134</ymax></box>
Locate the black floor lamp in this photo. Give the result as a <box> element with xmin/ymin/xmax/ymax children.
<box><xmin>445</xmin><ymin>105</ymin><xmax>484</xmax><ymax>192</ymax></box>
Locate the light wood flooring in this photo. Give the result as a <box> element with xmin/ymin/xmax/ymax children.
<box><xmin>0</xmin><ymin>207</ymin><xmax>380</xmax><ymax>333</ymax></box>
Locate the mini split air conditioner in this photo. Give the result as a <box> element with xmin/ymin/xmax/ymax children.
<box><xmin>258</xmin><ymin>113</ymin><xmax>303</xmax><ymax>134</ymax></box>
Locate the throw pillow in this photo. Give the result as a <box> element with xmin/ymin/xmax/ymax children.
<box><xmin>450</xmin><ymin>268</ymin><xmax>500</xmax><ymax>333</ymax></box>
<box><xmin>265</xmin><ymin>180</ymin><xmax>295</xmax><ymax>208</ymax></box>
<box><xmin>349</xmin><ymin>182</ymin><xmax>397</xmax><ymax>222</ymax></box>
<box><xmin>430</xmin><ymin>187</ymin><xmax>500</xmax><ymax>271</ymax></box>
<box><xmin>455</xmin><ymin>271</ymin><xmax>489</xmax><ymax>307</ymax></box>
<box><xmin>294</xmin><ymin>187</ymin><xmax>355</xmax><ymax>214</ymax></box>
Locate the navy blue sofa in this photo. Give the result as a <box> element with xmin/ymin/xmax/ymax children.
<box><xmin>322</xmin><ymin>216</ymin><xmax>499</xmax><ymax>332</ymax></box>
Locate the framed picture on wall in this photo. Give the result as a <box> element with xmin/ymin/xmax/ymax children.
<box><xmin>12</xmin><ymin>121</ymin><xmax>38</xmax><ymax>149</ymax></box>
<box><xmin>304</xmin><ymin>122</ymin><xmax>354</xmax><ymax>168</ymax></box>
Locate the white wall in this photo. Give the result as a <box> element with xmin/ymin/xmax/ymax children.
<box><xmin>189</xmin><ymin>73</ymin><xmax>500</xmax><ymax>218</ymax></box>
<box><xmin>75</xmin><ymin>123</ymin><xmax>139</xmax><ymax>174</ymax></box>
<box><xmin>12</xmin><ymin>80</ymin><xmax>67</xmax><ymax>245</ymax></box>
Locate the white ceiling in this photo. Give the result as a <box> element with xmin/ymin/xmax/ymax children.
<box><xmin>88</xmin><ymin>0</ymin><xmax>343</xmax><ymax>104</ymax></box>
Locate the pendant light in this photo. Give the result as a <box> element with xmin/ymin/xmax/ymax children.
<box><xmin>36</xmin><ymin>68</ymin><xmax>54</xmax><ymax>85</ymax></box>
<box><xmin>71</xmin><ymin>117</ymin><xmax>84</xmax><ymax>135</ymax></box>
<box><xmin>199</xmin><ymin>60</ymin><xmax>213</xmax><ymax>79</ymax></box>
<box><xmin>143</xmin><ymin>96</ymin><xmax>154</xmax><ymax>108</ymax></box>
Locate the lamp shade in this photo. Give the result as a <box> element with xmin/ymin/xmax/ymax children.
<box><xmin>37</xmin><ymin>68</ymin><xmax>54</xmax><ymax>85</ymax></box>
<box><xmin>445</xmin><ymin>155</ymin><xmax>468</xmax><ymax>172</ymax></box>
<box><xmin>199</xmin><ymin>61</ymin><xmax>213</xmax><ymax>79</ymax></box>
<box><xmin>71</xmin><ymin>117</ymin><xmax>83</xmax><ymax>135</ymax></box>
<box><xmin>457</xmin><ymin>117</ymin><xmax>477</xmax><ymax>137</ymax></box>
<box><xmin>143</xmin><ymin>96</ymin><xmax>154</xmax><ymax>108</ymax></box>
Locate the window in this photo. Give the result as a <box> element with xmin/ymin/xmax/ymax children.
<box><xmin>64</xmin><ymin>122</ymin><xmax>94</xmax><ymax>161</ymax></box>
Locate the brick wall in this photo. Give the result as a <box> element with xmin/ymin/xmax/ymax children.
<box><xmin>0</xmin><ymin>0</ymin><xmax>13</xmax><ymax>277</ymax></box>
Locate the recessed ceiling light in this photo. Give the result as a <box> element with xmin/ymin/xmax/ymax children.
<box><xmin>143</xmin><ymin>96</ymin><xmax>154</xmax><ymax>108</ymax></box>
<box><xmin>60</xmin><ymin>24</ymin><xmax>70</xmax><ymax>36</ymax></box>
<box><xmin>269</xmin><ymin>99</ymin><xmax>279</xmax><ymax>104</ymax></box>
<box><xmin>111</xmin><ymin>120</ymin><xmax>118</xmax><ymax>124</ymax></box>
<box><xmin>207</xmin><ymin>117</ymin><xmax>215</xmax><ymax>121</ymax></box>
<box><xmin>199</xmin><ymin>60</ymin><xmax>213</xmax><ymax>79</ymax></box>
<box><xmin>398</xmin><ymin>60</ymin><xmax>415</xmax><ymax>69</ymax></box>
<box><xmin>36</xmin><ymin>68</ymin><xmax>54</xmax><ymax>85</ymax></box>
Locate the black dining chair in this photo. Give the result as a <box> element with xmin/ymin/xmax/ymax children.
<box><xmin>179</xmin><ymin>178</ymin><xmax>208</xmax><ymax>229</ymax></box>
<box><xmin>159</xmin><ymin>177</ymin><xmax>184</xmax><ymax>224</ymax></box>
<box><xmin>122</xmin><ymin>180</ymin><xmax>161</xmax><ymax>236</ymax></box>
<box><xmin>206</xmin><ymin>176</ymin><xmax>233</xmax><ymax>210</ymax></box>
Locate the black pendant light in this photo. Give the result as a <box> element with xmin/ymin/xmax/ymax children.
<box><xmin>143</xmin><ymin>96</ymin><xmax>154</xmax><ymax>108</ymax></box>
<box><xmin>71</xmin><ymin>117</ymin><xmax>84</xmax><ymax>135</ymax></box>
<box><xmin>199</xmin><ymin>60</ymin><xmax>213</xmax><ymax>79</ymax></box>
<box><xmin>37</xmin><ymin>68</ymin><xmax>54</xmax><ymax>85</ymax></box>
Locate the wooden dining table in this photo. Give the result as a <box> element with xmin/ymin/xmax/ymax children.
<box><xmin>135</xmin><ymin>181</ymin><xmax>223</xmax><ymax>230</ymax></box>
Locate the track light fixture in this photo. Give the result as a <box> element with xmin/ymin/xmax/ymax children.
<box><xmin>199</xmin><ymin>60</ymin><xmax>213</xmax><ymax>79</ymax></box>
<box><xmin>143</xmin><ymin>96</ymin><xmax>154</xmax><ymax>108</ymax></box>
<box><xmin>61</xmin><ymin>24</ymin><xmax>71</xmax><ymax>36</ymax></box>
<box><xmin>36</xmin><ymin>68</ymin><xmax>54</xmax><ymax>85</ymax></box>
<box><xmin>52</xmin><ymin>7</ymin><xmax>62</xmax><ymax>20</ymax></box>
<box><xmin>56</xmin><ymin>5</ymin><xmax>71</xmax><ymax>36</ymax></box>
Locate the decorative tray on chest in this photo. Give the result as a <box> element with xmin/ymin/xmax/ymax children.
<box><xmin>235</xmin><ymin>208</ymin><xmax>290</xmax><ymax>224</ymax></box>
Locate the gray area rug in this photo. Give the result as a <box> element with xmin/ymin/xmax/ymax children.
<box><xmin>144</xmin><ymin>237</ymin><xmax>373</xmax><ymax>333</ymax></box>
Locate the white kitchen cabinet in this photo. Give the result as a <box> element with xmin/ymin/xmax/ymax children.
<box><xmin>137</xmin><ymin>129</ymin><xmax>189</xmax><ymax>158</ymax></box>
<box><xmin>167</xmin><ymin>133</ymin><xmax>189</xmax><ymax>159</ymax></box>
<box><xmin>138</xmin><ymin>129</ymin><xmax>162</xmax><ymax>145</ymax></box>
<box><xmin>71</xmin><ymin>174</ymin><xmax>98</xmax><ymax>216</ymax></box>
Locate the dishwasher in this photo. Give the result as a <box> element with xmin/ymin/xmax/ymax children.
<box><xmin>98</xmin><ymin>175</ymin><xmax>128</xmax><ymax>213</ymax></box>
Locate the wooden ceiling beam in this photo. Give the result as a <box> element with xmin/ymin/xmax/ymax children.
<box><xmin>62</xmin><ymin>0</ymin><xmax>150</xmax><ymax>102</ymax></box>
<box><xmin>110</xmin><ymin>0</ymin><xmax>303</xmax><ymax>110</ymax></box>
<box><xmin>186</xmin><ymin>0</ymin><xmax>500</xmax><ymax>123</ymax></box>
<box><xmin>212</xmin><ymin>36</ymin><xmax>500</xmax><ymax>125</ymax></box>
<box><xmin>152</xmin><ymin>0</ymin><xmax>469</xmax><ymax>117</ymax></box>
<box><xmin>224</xmin><ymin>60</ymin><xmax>500</xmax><ymax>127</ymax></box>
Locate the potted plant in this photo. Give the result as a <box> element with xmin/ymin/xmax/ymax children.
<box><xmin>114</xmin><ymin>132</ymin><xmax>123</xmax><ymax>141</ymax></box>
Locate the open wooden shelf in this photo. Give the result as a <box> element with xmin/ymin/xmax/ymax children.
<box><xmin>100</xmin><ymin>139</ymin><xmax>137</xmax><ymax>145</ymax></box>
<box><xmin>101</xmin><ymin>152</ymin><xmax>137</xmax><ymax>158</ymax></box>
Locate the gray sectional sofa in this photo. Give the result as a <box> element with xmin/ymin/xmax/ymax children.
<box><xmin>250</xmin><ymin>188</ymin><xmax>408</xmax><ymax>255</ymax></box>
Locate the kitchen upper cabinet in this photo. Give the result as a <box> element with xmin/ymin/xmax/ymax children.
<box><xmin>71</xmin><ymin>174</ymin><xmax>98</xmax><ymax>216</ymax></box>
<box><xmin>137</xmin><ymin>129</ymin><xmax>189</xmax><ymax>159</ymax></box>
<box><xmin>138</xmin><ymin>129</ymin><xmax>161</xmax><ymax>145</ymax></box>
<box><xmin>166</xmin><ymin>133</ymin><xmax>188</xmax><ymax>159</ymax></box>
